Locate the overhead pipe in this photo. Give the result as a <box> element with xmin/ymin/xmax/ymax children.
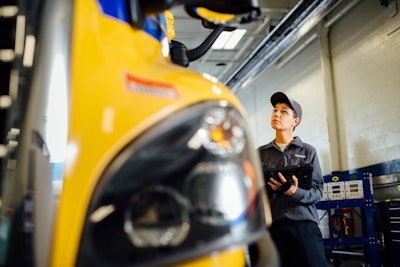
<box><xmin>275</xmin><ymin>32</ymin><xmax>318</xmax><ymax>69</ymax></box>
<box><xmin>222</xmin><ymin>0</ymin><xmax>308</xmax><ymax>84</ymax></box>
<box><xmin>226</xmin><ymin>0</ymin><xmax>344</xmax><ymax>94</ymax></box>
<box><xmin>324</xmin><ymin>0</ymin><xmax>360</xmax><ymax>28</ymax></box>
<box><xmin>226</xmin><ymin>0</ymin><xmax>332</xmax><ymax>92</ymax></box>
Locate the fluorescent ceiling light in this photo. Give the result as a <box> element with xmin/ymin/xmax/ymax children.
<box><xmin>212</xmin><ymin>29</ymin><xmax>246</xmax><ymax>50</ymax></box>
<box><xmin>212</xmin><ymin>32</ymin><xmax>231</xmax><ymax>50</ymax></box>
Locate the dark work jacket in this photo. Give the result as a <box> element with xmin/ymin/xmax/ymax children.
<box><xmin>257</xmin><ymin>137</ymin><xmax>324</xmax><ymax>225</ymax></box>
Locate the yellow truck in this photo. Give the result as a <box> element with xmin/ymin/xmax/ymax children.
<box><xmin>0</xmin><ymin>1</ymin><xmax>277</xmax><ymax>266</ymax></box>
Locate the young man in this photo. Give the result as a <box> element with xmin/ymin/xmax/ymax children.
<box><xmin>258</xmin><ymin>92</ymin><xmax>327</xmax><ymax>267</ymax></box>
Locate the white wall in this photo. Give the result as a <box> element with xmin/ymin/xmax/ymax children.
<box><xmin>238</xmin><ymin>0</ymin><xmax>400</xmax><ymax>175</ymax></box>
<box><xmin>330</xmin><ymin>0</ymin><xmax>400</xmax><ymax>171</ymax></box>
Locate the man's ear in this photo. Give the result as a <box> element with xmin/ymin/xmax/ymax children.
<box><xmin>293</xmin><ymin>117</ymin><xmax>300</xmax><ymax>127</ymax></box>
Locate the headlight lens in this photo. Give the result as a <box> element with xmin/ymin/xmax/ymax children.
<box><xmin>124</xmin><ymin>185</ymin><xmax>190</xmax><ymax>248</ymax></box>
<box><xmin>198</xmin><ymin>108</ymin><xmax>245</xmax><ymax>156</ymax></box>
<box><xmin>76</xmin><ymin>102</ymin><xmax>267</xmax><ymax>267</ymax></box>
<box><xmin>185</xmin><ymin>161</ymin><xmax>253</xmax><ymax>226</ymax></box>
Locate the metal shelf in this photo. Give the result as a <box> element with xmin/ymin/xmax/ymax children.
<box><xmin>316</xmin><ymin>173</ymin><xmax>379</xmax><ymax>267</ymax></box>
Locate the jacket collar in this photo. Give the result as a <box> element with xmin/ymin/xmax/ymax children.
<box><xmin>261</xmin><ymin>136</ymin><xmax>303</xmax><ymax>150</ymax></box>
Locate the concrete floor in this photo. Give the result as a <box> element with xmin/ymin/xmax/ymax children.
<box><xmin>327</xmin><ymin>259</ymin><xmax>365</xmax><ymax>267</ymax></box>
<box><xmin>325</xmin><ymin>247</ymin><xmax>368</xmax><ymax>267</ymax></box>
<box><xmin>325</xmin><ymin>249</ymin><xmax>366</xmax><ymax>267</ymax></box>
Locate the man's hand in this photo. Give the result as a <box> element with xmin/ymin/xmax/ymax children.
<box><xmin>284</xmin><ymin>175</ymin><xmax>298</xmax><ymax>196</ymax></box>
<box><xmin>268</xmin><ymin>172</ymin><xmax>298</xmax><ymax>195</ymax></box>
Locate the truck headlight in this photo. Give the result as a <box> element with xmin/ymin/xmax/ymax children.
<box><xmin>76</xmin><ymin>101</ymin><xmax>267</xmax><ymax>267</ymax></box>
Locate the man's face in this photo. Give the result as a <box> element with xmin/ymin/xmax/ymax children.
<box><xmin>270</xmin><ymin>103</ymin><xmax>299</xmax><ymax>131</ymax></box>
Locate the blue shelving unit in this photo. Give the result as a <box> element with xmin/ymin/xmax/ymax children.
<box><xmin>316</xmin><ymin>173</ymin><xmax>379</xmax><ymax>266</ymax></box>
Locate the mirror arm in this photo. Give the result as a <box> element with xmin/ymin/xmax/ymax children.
<box><xmin>186</xmin><ymin>25</ymin><xmax>234</xmax><ymax>62</ymax></box>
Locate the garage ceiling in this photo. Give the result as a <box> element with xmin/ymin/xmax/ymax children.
<box><xmin>170</xmin><ymin>0</ymin><xmax>297</xmax><ymax>83</ymax></box>
<box><xmin>170</xmin><ymin>0</ymin><xmax>360</xmax><ymax>94</ymax></box>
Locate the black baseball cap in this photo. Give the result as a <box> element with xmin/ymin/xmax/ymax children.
<box><xmin>270</xmin><ymin>92</ymin><xmax>302</xmax><ymax>123</ymax></box>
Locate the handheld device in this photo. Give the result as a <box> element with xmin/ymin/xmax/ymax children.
<box><xmin>263</xmin><ymin>164</ymin><xmax>313</xmax><ymax>191</ymax></box>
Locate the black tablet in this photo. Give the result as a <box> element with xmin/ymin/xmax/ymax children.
<box><xmin>263</xmin><ymin>164</ymin><xmax>313</xmax><ymax>190</ymax></box>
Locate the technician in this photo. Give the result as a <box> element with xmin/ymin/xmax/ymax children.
<box><xmin>257</xmin><ymin>92</ymin><xmax>327</xmax><ymax>267</ymax></box>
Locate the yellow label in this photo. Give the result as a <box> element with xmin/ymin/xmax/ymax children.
<box><xmin>165</xmin><ymin>10</ymin><xmax>175</xmax><ymax>41</ymax></box>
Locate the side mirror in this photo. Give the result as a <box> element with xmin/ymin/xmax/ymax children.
<box><xmin>169</xmin><ymin>1</ymin><xmax>260</xmax><ymax>67</ymax></box>
<box><xmin>127</xmin><ymin>0</ymin><xmax>261</xmax><ymax>66</ymax></box>
<box><xmin>184</xmin><ymin>0</ymin><xmax>260</xmax><ymax>24</ymax></box>
<box><xmin>128</xmin><ymin>0</ymin><xmax>260</xmax><ymax>29</ymax></box>
<box><xmin>186</xmin><ymin>0</ymin><xmax>260</xmax><ymax>16</ymax></box>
